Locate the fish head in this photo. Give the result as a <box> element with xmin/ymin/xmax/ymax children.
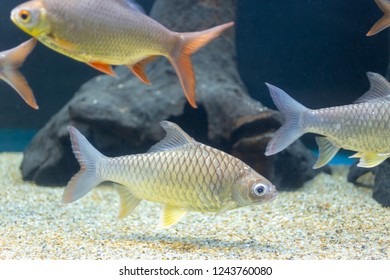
<box><xmin>11</xmin><ymin>1</ymin><xmax>50</xmax><ymax>37</ymax></box>
<box><xmin>233</xmin><ymin>167</ymin><xmax>278</xmax><ymax>207</ymax></box>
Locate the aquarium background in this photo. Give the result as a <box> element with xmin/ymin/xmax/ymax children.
<box><xmin>0</xmin><ymin>0</ymin><xmax>388</xmax><ymax>154</ymax></box>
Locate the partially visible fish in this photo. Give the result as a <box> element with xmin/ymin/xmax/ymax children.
<box><xmin>0</xmin><ymin>39</ymin><xmax>38</xmax><ymax>109</ymax></box>
<box><xmin>64</xmin><ymin>121</ymin><xmax>277</xmax><ymax>228</ymax></box>
<box><xmin>367</xmin><ymin>0</ymin><xmax>390</xmax><ymax>36</ymax></box>
<box><xmin>265</xmin><ymin>72</ymin><xmax>390</xmax><ymax>169</ymax></box>
<box><xmin>11</xmin><ymin>0</ymin><xmax>234</xmax><ymax>108</ymax></box>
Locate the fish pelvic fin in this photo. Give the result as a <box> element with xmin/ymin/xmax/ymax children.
<box><xmin>367</xmin><ymin>0</ymin><xmax>390</xmax><ymax>36</ymax></box>
<box><xmin>1</xmin><ymin>39</ymin><xmax>38</xmax><ymax>109</ymax></box>
<box><xmin>265</xmin><ymin>83</ymin><xmax>308</xmax><ymax>156</ymax></box>
<box><xmin>169</xmin><ymin>22</ymin><xmax>234</xmax><ymax>108</ymax></box>
<box><xmin>63</xmin><ymin>126</ymin><xmax>106</xmax><ymax>203</ymax></box>
<box><xmin>115</xmin><ymin>184</ymin><xmax>141</xmax><ymax>219</ymax></box>
<box><xmin>313</xmin><ymin>137</ymin><xmax>340</xmax><ymax>169</ymax></box>
<box><xmin>87</xmin><ymin>62</ymin><xmax>116</xmax><ymax>77</ymax></box>
<box><xmin>157</xmin><ymin>205</ymin><xmax>188</xmax><ymax>229</ymax></box>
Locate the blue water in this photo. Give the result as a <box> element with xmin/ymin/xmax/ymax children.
<box><xmin>0</xmin><ymin>129</ymin><xmax>37</xmax><ymax>152</ymax></box>
<box><xmin>0</xmin><ymin>128</ymin><xmax>354</xmax><ymax>166</ymax></box>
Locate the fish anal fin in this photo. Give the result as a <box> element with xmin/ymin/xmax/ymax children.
<box><xmin>87</xmin><ymin>62</ymin><xmax>116</xmax><ymax>77</ymax></box>
<box><xmin>128</xmin><ymin>56</ymin><xmax>157</xmax><ymax>85</ymax></box>
<box><xmin>116</xmin><ymin>184</ymin><xmax>141</xmax><ymax>219</ymax></box>
<box><xmin>313</xmin><ymin>137</ymin><xmax>340</xmax><ymax>169</ymax></box>
<box><xmin>157</xmin><ymin>205</ymin><xmax>188</xmax><ymax>229</ymax></box>
<box><xmin>148</xmin><ymin>121</ymin><xmax>195</xmax><ymax>153</ymax></box>
<box><xmin>357</xmin><ymin>152</ymin><xmax>389</xmax><ymax>168</ymax></box>
<box><xmin>170</xmin><ymin>22</ymin><xmax>234</xmax><ymax>108</ymax></box>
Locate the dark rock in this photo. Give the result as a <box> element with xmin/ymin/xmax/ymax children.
<box><xmin>373</xmin><ymin>162</ymin><xmax>390</xmax><ymax>207</ymax></box>
<box><xmin>272</xmin><ymin>141</ymin><xmax>331</xmax><ymax>191</ymax></box>
<box><xmin>21</xmin><ymin>0</ymin><xmax>323</xmax><ymax>190</ymax></box>
<box><xmin>348</xmin><ymin>161</ymin><xmax>390</xmax><ymax>207</ymax></box>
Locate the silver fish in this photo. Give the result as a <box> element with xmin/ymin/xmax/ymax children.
<box><xmin>64</xmin><ymin>121</ymin><xmax>277</xmax><ymax>228</ymax></box>
<box><xmin>265</xmin><ymin>72</ymin><xmax>390</xmax><ymax>168</ymax></box>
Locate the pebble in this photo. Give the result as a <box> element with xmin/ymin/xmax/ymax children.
<box><xmin>0</xmin><ymin>153</ymin><xmax>389</xmax><ymax>259</ymax></box>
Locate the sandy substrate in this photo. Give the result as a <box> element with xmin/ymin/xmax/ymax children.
<box><xmin>0</xmin><ymin>152</ymin><xmax>389</xmax><ymax>260</ymax></box>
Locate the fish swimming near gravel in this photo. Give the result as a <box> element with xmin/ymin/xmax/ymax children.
<box><xmin>11</xmin><ymin>0</ymin><xmax>234</xmax><ymax>108</ymax></box>
<box><xmin>64</xmin><ymin>121</ymin><xmax>277</xmax><ymax>228</ymax></box>
<box><xmin>265</xmin><ymin>72</ymin><xmax>390</xmax><ymax>169</ymax></box>
<box><xmin>367</xmin><ymin>0</ymin><xmax>390</xmax><ymax>36</ymax></box>
<box><xmin>0</xmin><ymin>39</ymin><xmax>38</xmax><ymax>109</ymax></box>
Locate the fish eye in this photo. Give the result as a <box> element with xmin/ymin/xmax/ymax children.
<box><xmin>19</xmin><ymin>10</ymin><xmax>31</xmax><ymax>22</ymax></box>
<box><xmin>253</xmin><ymin>183</ymin><xmax>267</xmax><ymax>196</ymax></box>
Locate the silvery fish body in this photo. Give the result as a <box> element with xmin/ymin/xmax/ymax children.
<box><xmin>11</xmin><ymin>0</ymin><xmax>234</xmax><ymax>108</ymax></box>
<box><xmin>64</xmin><ymin>121</ymin><xmax>277</xmax><ymax>228</ymax></box>
<box><xmin>265</xmin><ymin>72</ymin><xmax>390</xmax><ymax>168</ymax></box>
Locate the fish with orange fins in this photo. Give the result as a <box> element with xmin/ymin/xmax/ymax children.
<box><xmin>367</xmin><ymin>0</ymin><xmax>390</xmax><ymax>36</ymax></box>
<box><xmin>265</xmin><ymin>73</ymin><xmax>390</xmax><ymax>169</ymax></box>
<box><xmin>11</xmin><ymin>0</ymin><xmax>234</xmax><ymax>108</ymax></box>
<box><xmin>64</xmin><ymin>121</ymin><xmax>277</xmax><ymax>228</ymax></box>
<box><xmin>0</xmin><ymin>39</ymin><xmax>38</xmax><ymax>109</ymax></box>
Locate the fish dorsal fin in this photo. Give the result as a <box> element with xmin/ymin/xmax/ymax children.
<box><xmin>157</xmin><ymin>205</ymin><xmax>188</xmax><ymax>229</ymax></box>
<box><xmin>354</xmin><ymin>72</ymin><xmax>390</xmax><ymax>103</ymax></box>
<box><xmin>313</xmin><ymin>136</ymin><xmax>340</xmax><ymax>169</ymax></box>
<box><xmin>148</xmin><ymin>121</ymin><xmax>195</xmax><ymax>153</ymax></box>
<box><xmin>114</xmin><ymin>0</ymin><xmax>145</xmax><ymax>14</ymax></box>
<box><xmin>116</xmin><ymin>184</ymin><xmax>141</xmax><ymax>219</ymax></box>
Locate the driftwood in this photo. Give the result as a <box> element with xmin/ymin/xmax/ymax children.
<box><xmin>21</xmin><ymin>0</ymin><xmax>322</xmax><ymax>188</ymax></box>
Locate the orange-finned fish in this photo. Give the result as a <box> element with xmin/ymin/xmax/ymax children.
<box><xmin>64</xmin><ymin>121</ymin><xmax>277</xmax><ymax>228</ymax></box>
<box><xmin>265</xmin><ymin>73</ymin><xmax>390</xmax><ymax>169</ymax></box>
<box><xmin>0</xmin><ymin>39</ymin><xmax>38</xmax><ymax>109</ymax></box>
<box><xmin>11</xmin><ymin>0</ymin><xmax>234</xmax><ymax>108</ymax></box>
<box><xmin>367</xmin><ymin>0</ymin><xmax>390</xmax><ymax>36</ymax></box>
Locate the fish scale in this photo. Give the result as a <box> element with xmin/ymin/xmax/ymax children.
<box><xmin>63</xmin><ymin>121</ymin><xmax>277</xmax><ymax>228</ymax></box>
<box><xmin>41</xmin><ymin>0</ymin><xmax>170</xmax><ymax>63</ymax></box>
<box><xmin>265</xmin><ymin>73</ymin><xmax>390</xmax><ymax>169</ymax></box>
<box><xmin>11</xmin><ymin>0</ymin><xmax>234</xmax><ymax>108</ymax></box>
<box><xmin>304</xmin><ymin>102</ymin><xmax>390</xmax><ymax>153</ymax></box>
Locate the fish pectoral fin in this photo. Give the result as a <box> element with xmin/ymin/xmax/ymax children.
<box><xmin>116</xmin><ymin>184</ymin><xmax>141</xmax><ymax>219</ymax></box>
<box><xmin>157</xmin><ymin>205</ymin><xmax>188</xmax><ymax>229</ymax></box>
<box><xmin>313</xmin><ymin>137</ymin><xmax>340</xmax><ymax>169</ymax></box>
<box><xmin>215</xmin><ymin>201</ymin><xmax>235</xmax><ymax>216</ymax></box>
<box><xmin>357</xmin><ymin>152</ymin><xmax>388</xmax><ymax>168</ymax></box>
<box><xmin>128</xmin><ymin>56</ymin><xmax>157</xmax><ymax>85</ymax></box>
<box><xmin>87</xmin><ymin>62</ymin><xmax>116</xmax><ymax>77</ymax></box>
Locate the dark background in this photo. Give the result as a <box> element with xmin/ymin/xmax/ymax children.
<box><xmin>0</xmin><ymin>0</ymin><xmax>387</xmax><ymax>129</ymax></box>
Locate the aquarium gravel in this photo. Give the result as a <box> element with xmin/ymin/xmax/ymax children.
<box><xmin>0</xmin><ymin>153</ymin><xmax>389</xmax><ymax>260</ymax></box>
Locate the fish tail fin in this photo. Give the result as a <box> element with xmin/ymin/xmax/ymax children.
<box><xmin>169</xmin><ymin>22</ymin><xmax>234</xmax><ymax>108</ymax></box>
<box><xmin>63</xmin><ymin>126</ymin><xmax>106</xmax><ymax>203</ymax></box>
<box><xmin>265</xmin><ymin>83</ymin><xmax>308</xmax><ymax>156</ymax></box>
<box><xmin>367</xmin><ymin>0</ymin><xmax>390</xmax><ymax>36</ymax></box>
<box><xmin>1</xmin><ymin>39</ymin><xmax>38</xmax><ymax>109</ymax></box>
